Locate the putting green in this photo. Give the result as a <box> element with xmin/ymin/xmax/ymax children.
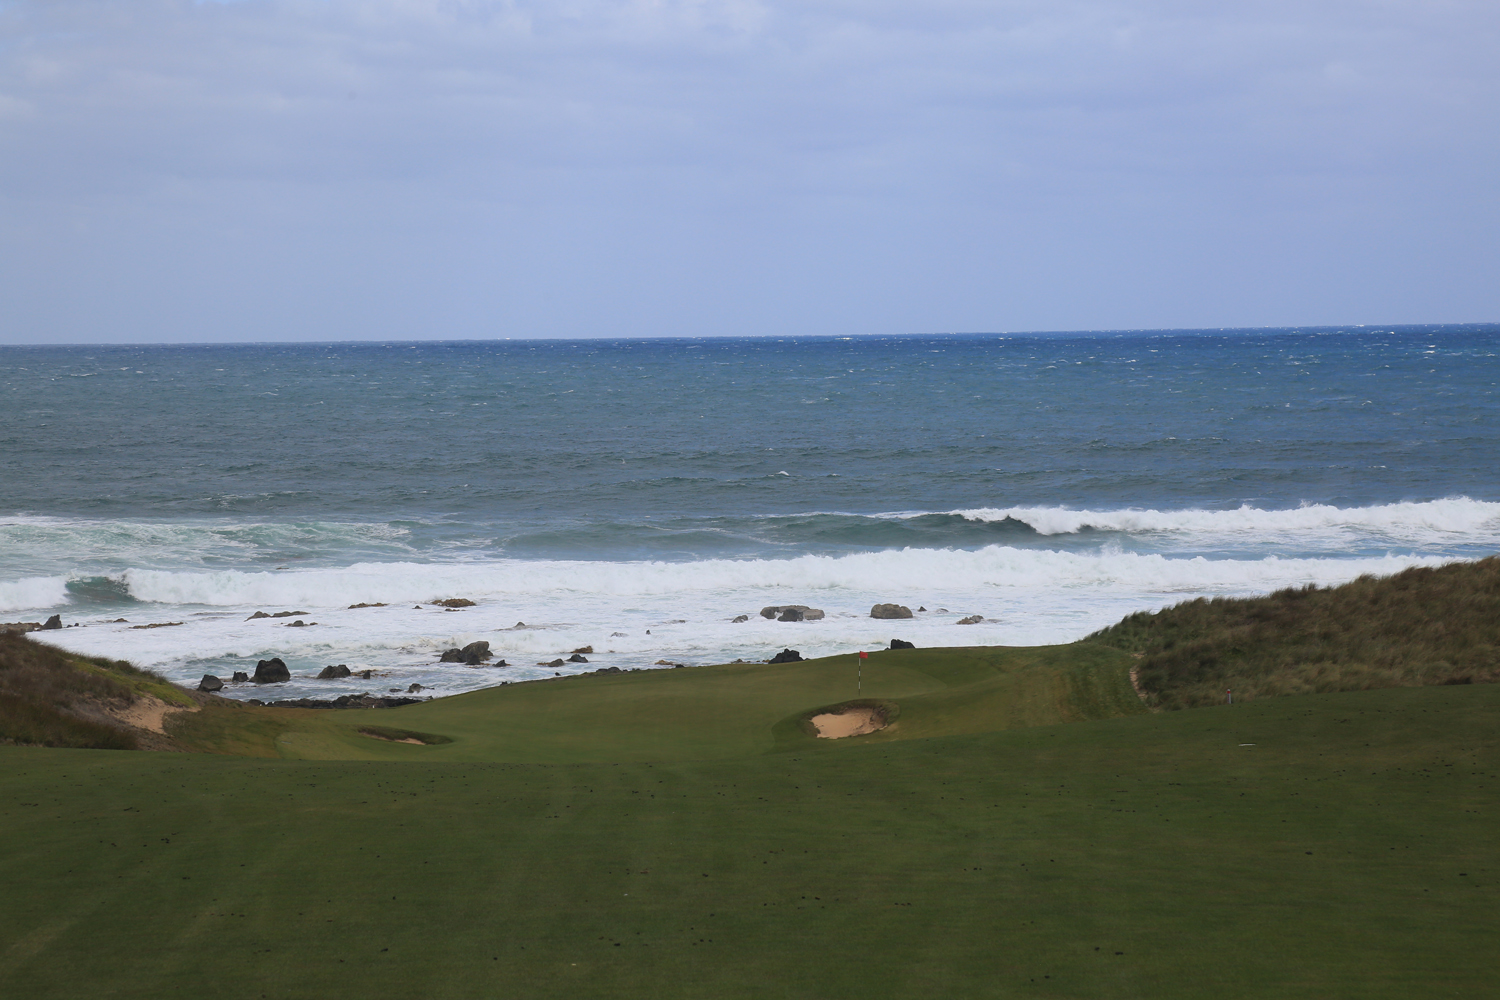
<box><xmin>168</xmin><ymin>644</ymin><xmax>1145</xmax><ymax>762</ymax></box>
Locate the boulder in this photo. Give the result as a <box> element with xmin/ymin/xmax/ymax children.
<box><xmin>731</xmin><ymin>615</ymin><xmax>749</xmax><ymax>623</ymax></box>
<box><xmin>762</xmin><ymin>605</ymin><xmax>825</xmax><ymax>622</ymax></box>
<box><xmin>231</xmin><ymin>671</ymin><xmax>249</xmax><ymax>683</ymax></box>
<box><xmin>198</xmin><ymin>674</ymin><xmax>224</xmax><ymax>692</ymax></box>
<box><xmin>890</xmin><ymin>639</ymin><xmax>916</xmax><ymax>650</ymax></box>
<box><xmin>318</xmin><ymin>664</ymin><xmax>352</xmax><ymax>679</ymax></box>
<box><xmin>246</xmin><ymin>611</ymin><xmax>271</xmax><ymax>620</ymax></box>
<box><xmin>252</xmin><ymin>657</ymin><xmax>291</xmax><ymax>684</ymax></box>
<box><xmin>870</xmin><ymin>603</ymin><xmax>913</xmax><ymax>619</ymax></box>
<box><xmin>357</xmin><ymin>669</ymin><xmax>374</xmax><ymax>679</ymax></box>
<box><xmin>408</xmin><ymin>683</ymin><xmax>424</xmax><ymax>693</ymax></box>
<box><xmin>768</xmin><ymin>648</ymin><xmax>803</xmax><ymax>663</ymax></box>
<box><xmin>40</xmin><ymin>614</ymin><xmax>63</xmax><ymax>630</ymax></box>
<box><xmin>438</xmin><ymin>640</ymin><xmax>492</xmax><ymax>665</ymax></box>
<box><xmin>568</xmin><ymin>653</ymin><xmax>588</xmax><ymax>663</ymax></box>
<box><xmin>956</xmin><ymin>615</ymin><xmax>983</xmax><ymax>625</ymax></box>
<box><xmin>439</xmin><ymin>648</ymin><xmax>464</xmax><ymax>662</ymax></box>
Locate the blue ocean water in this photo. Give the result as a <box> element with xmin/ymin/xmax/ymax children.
<box><xmin>3</xmin><ymin>326</ymin><xmax>1498</xmax><ymax>697</ymax></box>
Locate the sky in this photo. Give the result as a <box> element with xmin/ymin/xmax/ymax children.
<box><xmin>0</xmin><ymin>0</ymin><xmax>1496</xmax><ymax>344</ymax></box>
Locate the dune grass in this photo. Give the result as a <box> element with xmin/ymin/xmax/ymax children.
<box><xmin>1</xmin><ymin>682</ymin><xmax>1496</xmax><ymax>999</ymax></box>
<box><xmin>1088</xmin><ymin>556</ymin><xmax>1500</xmax><ymax>709</ymax></box>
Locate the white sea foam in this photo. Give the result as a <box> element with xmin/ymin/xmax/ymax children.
<box><xmin>0</xmin><ymin>576</ymin><xmax>70</xmax><ymax>614</ymax></box>
<box><xmin>947</xmin><ymin>497</ymin><xmax>1500</xmax><ymax>544</ymax></box>
<box><xmin>16</xmin><ymin>545</ymin><xmax>1461</xmax><ymax>701</ymax></box>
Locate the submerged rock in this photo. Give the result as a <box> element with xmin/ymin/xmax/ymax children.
<box><xmin>571</xmin><ymin>645</ymin><xmax>594</xmax><ymax>655</ymax></box>
<box><xmin>731</xmin><ymin>615</ymin><xmax>749</xmax><ymax>623</ymax></box>
<box><xmin>956</xmin><ymin>615</ymin><xmax>983</xmax><ymax>625</ymax></box>
<box><xmin>430</xmin><ymin>598</ymin><xmax>476</xmax><ymax>608</ymax></box>
<box><xmin>761</xmin><ymin>605</ymin><xmax>825</xmax><ymax>622</ymax></box>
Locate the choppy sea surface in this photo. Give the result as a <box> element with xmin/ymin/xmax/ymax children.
<box><xmin>3</xmin><ymin>326</ymin><xmax>1497</xmax><ymax>700</ymax></box>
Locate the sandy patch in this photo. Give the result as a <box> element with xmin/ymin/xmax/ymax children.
<box><xmin>811</xmin><ymin>707</ymin><xmax>887</xmax><ymax>739</ymax></box>
<box><xmin>112</xmin><ymin>696</ymin><xmax>198</xmax><ymax>734</ymax></box>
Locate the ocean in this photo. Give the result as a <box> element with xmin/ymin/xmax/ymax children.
<box><xmin>3</xmin><ymin>326</ymin><xmax>1498</xmax><ymax>700</ymax></box>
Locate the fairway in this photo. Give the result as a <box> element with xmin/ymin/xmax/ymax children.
<box><xmin>2</xmin><ymin>679</ymin><xmax>1497</xmax><ymax>999</ymax></box>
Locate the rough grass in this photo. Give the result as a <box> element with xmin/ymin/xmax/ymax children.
<box><xmin>1</xmin><ymin>683</ymin><xmax>1496</xmax><ymax>999</ymax></box>
<box><xmin>0</xmin><ymin>634</ymin><xmax>142</xmax><ymax>749</ymax></box>
<box><xmin>1087</xmin><ymin>556</ymin><xmax>1500</xmax><ymax>709</ymax></box>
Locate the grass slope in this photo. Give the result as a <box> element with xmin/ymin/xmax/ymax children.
<box><xmin>165</xmin><ymin>643</ymin><xmax>1143</xmax><ymax>762</ymax></box>
<box><xmin>1089</xmin><ymin>557</ymin><xmax>1500</xmax><ymax>709</ymax></box>
<box><xmin>0</xmin><ymin>633</ymin><xmax>191</xmax><ymax>750</ymax></box>
<box><xmin>1</xmin><ymin>683</ymin><xmax>1496</xmax><ymax>999</ymax></box>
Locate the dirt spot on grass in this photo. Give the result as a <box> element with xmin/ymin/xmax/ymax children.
<box><xmin>109</xmin><ymin>695</ymin><xmax>198</xmax><ymax>735</ymax></box>
<box><xmin>811</xmin><ymin>705</ymin><xmax>888</xmax><ymax>739</ymax></box>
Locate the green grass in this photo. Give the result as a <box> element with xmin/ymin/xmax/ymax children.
<box><xmin>1</xmin><ymin>682</ymin><xmax>1496</xmax><ymax>998</ymax></box>
<box><xmin>1090</xmin><ymin>556</ymin><xmax>1500</xmax><ymax>708</ymax></box>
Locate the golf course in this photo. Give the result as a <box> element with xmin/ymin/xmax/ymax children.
<box><xmin>3</xmin><ymin>563</ymin><xmax>1498</xmax><ymax>998</ymax></box>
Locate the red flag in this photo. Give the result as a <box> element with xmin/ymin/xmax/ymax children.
<box><xmin>858</xmin><ymin>651</ymin><xmax>868</xmax><ymax>659</ymax></box>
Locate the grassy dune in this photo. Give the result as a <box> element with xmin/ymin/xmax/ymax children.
<box><xmin>1091</xmin><ymin>556</ymin><xmax>1500</xmax><ymax>709</ymax></box>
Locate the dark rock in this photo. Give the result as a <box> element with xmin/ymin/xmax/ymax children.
<box><xmin>768</xmin><ymin>648</ymin><xmax>803</xmax><ymax>663</ymax></box>
<box><xmin>266</xmin><ymin>694</ymin><xmax>423</xmax><ymax>710</ymax></box>
<box><xmin>956</xmin><ymin>615</ymin><xmax>983</xmax><ymax>625</ymax></box>
<box><xmin>494</xmin><ymin>659</ymin><xmax>509</xmax><ymax>667</ymax></box>
<box><xmin>571</xmin><ymin>645</ymin><xmax>594</xmax><ymax>655</ymax></box>
<box><xmin>284</xmin><ymin>619</ymin><xmax>316</xmax><ymax>627</ymax></box>
<box><xmin>890</xmin><ymin>639</ymin><xmax>916</xmax><ymax>650</ymax></box>
<box><xmin>40</xmin><ymin>614</ymin><xmax>63</xmax><ymax>630</ymax></box>
<box><xmin>246</xmin><ymin>611</ymin><xmax>271</xmax><ymax>620</ymax></box>
<box><xmin>430</xmin><ymin>598</ymin><xmax>476</xmax><ymax>608</ymax></box>
<box><xmin>318</xmin><ymin>664</ymin><xmax>352</xmax><ymax>679</ymax></box>
<box><xmin>348</xmin><ymin>602</ymin><xmax>387</xmax><ymax>609</ymax></box>
<box><xmin>539</xmin><ymin>658</ymin><xmax>565</xmax><ymax>668</ymax></box>
<box><xmin>870</xmin><ymin>603</ymin><xmax>913</xmax><ymax>619</ymax></box>
<box><xmin>357</xmin><ymin>669</ymin><xmax>373</xmax><ymax>679</ymax></box>
<box><xmin>252</xmin><ymin>657</ymin><xmax>291</xmax><ymax>684</ymax></box>
<box><xmin>408</xmin><ymin>683</ymin><xmax>424</xmax><ymax>693</ymax></box>
<box><xmin>461</xmin><ymin>640</ymin><xmax>491</xmax><ymax>661</ymax></box>
<box><xmin>594</xmin><ymin>666</ymin><xmax>623</xmax><ymax>675</ymax></box>
<box><xmin>917</xmin><ymin>606</ymin><xmax>927</xmax><ymax>612</ymax></box>
<box><xmin>731</xmin><ymin>615</ymin><xmax>749</xmax><ymax>623</ymax></box>
<box><xmin>231</xmin><ymin>671</ymin><xmax>249</xmax><ymax>683</ymax></box>
<box><xmin>568</xmin><ymin>653</ymin><xmax>588</xmax><ymax>663</ymax></box>
<box><xmin>762</xmin><ymin>605</ymin><xmax>825</xmax><ymax>622</ymax></box>
<box><xmin>439</xmin><ymin>648</ymin><xmax>463</xmax><ymax>662</ymax></box>
<box><xmin>198</xmin><ymin>674</ymin><xmax>224</xmax><ymax>692</ymax></box>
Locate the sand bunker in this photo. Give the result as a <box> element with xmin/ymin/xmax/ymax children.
<box><xmin>811</xmin><ymin>707</ymin><xmax>887</xmax><ymax>739</ymax></box>
<box><xmin>112</xmin><ymin>696</ymin><xmax>197</xmax><ymax>735</ymax></box>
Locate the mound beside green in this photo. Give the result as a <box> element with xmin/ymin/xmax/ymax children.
<box><xmin>1089</xmin><ymin>556</ymin><xmax>1500</xmax><ymax>709</ymax></box>
<box><xmin>2</xmin><ymin>683</ymin><xmax>1496</xmax><ymax>999</ymax></box>
<box><xmin>0</xmin><ymin>632</ymin><xmax>191</xmax><ymax>750</ymax></box>
<box><xmin>166</xmin><ymin>643</ymin><xmax>1144</xmax><ymax>762</ymax></box>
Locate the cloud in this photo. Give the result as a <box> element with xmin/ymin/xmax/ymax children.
<box><xmin>0</xmin><ymin>0</ymin><xmax>1496</xmax><ymax>341</ymax></box>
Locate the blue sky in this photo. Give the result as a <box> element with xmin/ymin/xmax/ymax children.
<box><xmin>1</xmin><ymin>0</ymin><xmax>1495</xmax><ymax>343</ymax></box>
